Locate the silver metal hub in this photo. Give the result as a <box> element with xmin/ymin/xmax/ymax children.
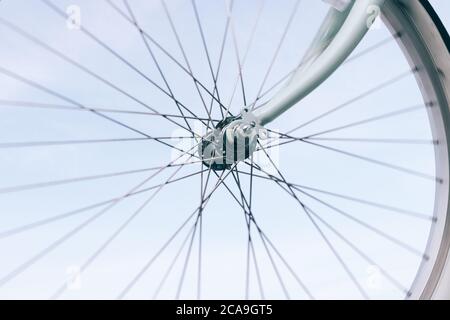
<box><xmin>199</xmin><ymin>109</ymin><xmax>266</xmax><ymax>170</ymax></box>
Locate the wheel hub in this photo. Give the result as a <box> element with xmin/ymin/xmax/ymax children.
<box><xmin>199</xmin><ymin>109</ymin><xmax>266</xmax><ymax>171</ymax></box>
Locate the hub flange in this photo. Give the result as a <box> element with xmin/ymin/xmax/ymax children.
<box><xmin>199</xmin><ymin>109</ymin><xmax>266</xmax><ymax>171</ymax></box>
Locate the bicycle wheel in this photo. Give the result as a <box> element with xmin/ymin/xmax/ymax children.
<box><xmin>0</xmin><ymin>0</ymin><xmax>449</xmax><ymax>300</ymax></box>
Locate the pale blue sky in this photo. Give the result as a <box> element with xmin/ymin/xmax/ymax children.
<box><xmin>0</xmin><ymin>0</ymin><xmax>448</xmax><ymax>300</ymax></box>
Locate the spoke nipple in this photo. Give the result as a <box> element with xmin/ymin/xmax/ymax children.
<box><xmin>426</xmin><ymin>101</ymin><xmax>435</xmax><ymax>108</ymax></box>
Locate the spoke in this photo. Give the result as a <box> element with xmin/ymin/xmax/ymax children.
<box><xmin>226</xmin><ymin>0</ymin><xmax>265</xmax><ymax>109</ymax></box>
<box><xmin>301</xmin><ymin>139</ymin><xmax>440</xmax><ymax>182</ymax></box>
<box><xmin>0</xmin><ymin>171</ymin><xmax>160</xmax><ymax>288</ymax></box>
<box><xmin>252</xmin><ymin>70</ymin><xmax>295</xmax><ymax>111</ymax></box>
<box><xmin>175</xmin><ymin>213</ymin><xmax>200</xmax><ymax>300</ymax></box>
<box><xmin>273</xmin><ymin>195</ymin><xmax>368</xmax><ymax>299</ymax></box>
<box><xmin>264</xmin><ymin>129</ymin><xmax>440</xmax><ymax>183</ymax></box>
<box><xmin>249</xmin><ymin>157</ymin><xmax>255</xmax><ymax>218</ymax></box>
<box><xmin>197</xmin><ymin>166</ymin><xmax>212</xmax><ymax>299</ymax></box>
<box><xmin>0</xmin><ymin>140</ymin><xmax>207</xmax><ymax>288</ymax></box>
<box><xmin>205</xmin><ymin>0</ymin><xmax>235</xmax><ymax>119</ymax></box>
<box><xmin>222</xmin><ymin>170</ymin><xmax>313</xmax><ymax>299</ymax></box>
<box><xmin>243</xmin><ymin>161</ymin><xmax>434</xmax><ymax>250</ymax></box>
<box><xmin>226</xmin><ymin>0</ymin><xmax>246</xmax><ymax>108</ymax></box>
<box><xmin>293</xmin><ymin>186</ymin><xmax>429</xmax><ymax>259</ymax></box>
<box><xmin>119</xmin><ymin>208</ymin><xmax>198</xmax><ymax>299</ymax></box>
<box><xmin>254</xmin><ymin>144</ymin><xmax>369</xmax><ymax>298</ymax></box>
<box><xmin>104</xmin><ymin>0</ymin><xmax>229</xmax><ymax>113</ymax></box>
<box><xmin>260</xmin><ymin>102</ymin><xmax>434</xmax><ymax>150</ymax></box>
<box><xmin>198</xmin><ymin>166</ymin><xmax>205</xmax><ymax>300</ymax></box>
<box><xmin>258</xmin><ymin>137</ymin><xmax>436</xmax><ymax>152</ymax></box>
<box><xmin>0</xmin><ymin>137</ymin><xmax>195</xmax><ymax>149</ymax></box>
<box><xmin>250</xmin><ymin>0</ymin><xmax>301</xmax><ymax>109</ymax></box>
<box><xmin>0</xmin><ymin>141</ymin><xmax>204</xmax><ymax>287</ymax></box>
<box><xmin>230</xmin><ymin>169</ymin><xmax>292</xmax><ymax>299</ymax></box>
<box><xmin>249</xmin><ymin>228</ymin><xmax>265</xmax><ymax>300</ymax></box>
<box><xmin>0</xmin><ymin>158</ymin><xmax>210</xmax><ymax>195</ymax></box>
<box><xmin>285</xmin><ymin>68</ymin><xmax>418</xmax><ymax>135</ymax></box>
<box><xmin>213</xmin><ymin>170</ymin><xmax>266</xmax><ymax>299</ymax></box>
<box><xmin>0</xmin><ymin>16</ymin><xmax>201</xmax><ymax>134</ymax></box>
<box><xmin>50</xmin><ymin>161</ymin><xmax>192</xmax><ymax>300</ymax></box>
<box><xmin>0</xmin><ymin>99</ymin><xmax>218</xmax><ymax>122</ymax></box>
<box><xmin>230</xmin><ymin>169</ymin><xmax>262</xmax><ymax>299</ymax></box>
<box><xmin>256</xmin><ymin>227</ymin><xmax>314</xmax><ymax>300</ymax></box>
<box><xmin>274</xmin><ymin>196</ymin><xmax>367</xmax><ymax>300</ymax></box>
<box><xmin>236</xmin><ymin>169</ymin><xmax>433</xmax><ymax>221</ymax></box>
<box><xmin>0</xmin><ymin>65</ymin><xmax>200</xmax><ymax>158</ymax></box>
<box><xmin>123</xmin><ymin>0</ymin><xmax>196</xmax><ymax>133</ymax></box>
<box><xmin>255</xmin><ymin>138</ymin><xmax>296</xmax><ymax>151</ymax></box>
<box><xmin>290</xmin><ymin>184</ymin><xmax>434</xmax><ymax>221</ymax></box>
<box><xmin>235</xmin><ymin>169</ymin><xmax>298</xmax><ymax>299</ymax></box>
<box><xmin>251</xmin><ymin>219</ymin><xmax>290</xmax><ymax>299</ymax></box>
<box><xmin>301</xmin><ymin>104</ymin><xmax>429</xmax><ymax>139</ymax></box>
<box><xmin>245</xmin><ymin>223</ymin><xmax>253</xmax><ymax>300</ymax></box>
<box><xmin>191</xmin><ymin>0</ymin><xmax>225</xmax><ymax>119</ymax></box>
<box><xmin>247</xmin><ymin>157</ymin><xmax>255</xmax><ymax>299</ymax></box>
<box><xmin>306</xmin><ymin>137</ymin><xmax>437</xmax><ymax>145</ymax></box>
<box><xmin>40</xmin><ymin>0</ymin><xmax>207</xmax><ymax>131</ymax></box>
<box><xmin>152</xmin><ymin>223</ymin><xmax>196</xmax><ymax>299</ymax></box>
<box><xmin>159</xmin><ymin>0</ymin><xmax>214</xmax><ymax>121</ymax></box>
<box><xmin>242</xmin><ymin>160</ymin><xmax>294</xmax><ymax>197</ymax></box>
<box><xmin>118</xmin><ymin>165</ymin><xmax>237</xmax><ymax>299</ymax></box>
<box><xmin>304</xmin><ymin>205</ymin><xmax>411</xmax><ymax>296</ymax></box>
<box><xmin>176</xmin><ymin>166</ymin><xmax>212</xmax><ymax>300</ymax></box>
<box><xmin>227</xmin><ymin>174</ymin><xmax>315</xmax><ymax>300</ymax></box>
<box><xmin>0</xmin><ymin>142</ymin><xmax>204</xmax><ymax>240</ymax></box>
<box><xmin>345</xmin><ymin>32</ymin><xmax>402</xmax><ymax>64</ymax></box>
<box><xmin>0</xmin><ymin>168</ymin><xmax>207</xmax><ymax>241</ymax></box>
<box><xmin>243</xmin><ymin>159</ymin><xmax>429</xmax><ymax>286</ymax></box>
